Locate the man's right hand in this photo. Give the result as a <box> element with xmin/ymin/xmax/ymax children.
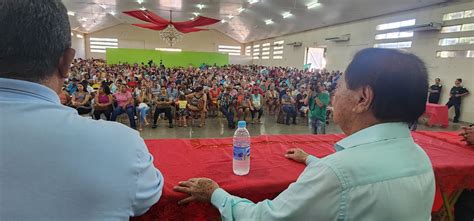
<box><xmin>285</xmin><ymin>148</ymin><xmax>309</xmax><ymax>164</ymax></box>
<box><xmin>460</xmin><ymin>126</ymin><xmax>474</xmax><ymax>145</ymax></box>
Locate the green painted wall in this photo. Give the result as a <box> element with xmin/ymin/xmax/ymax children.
<box><xmin>106</xmin><ymin>48</ymin><xmax>229</xmax><ymax>67</ymax></box>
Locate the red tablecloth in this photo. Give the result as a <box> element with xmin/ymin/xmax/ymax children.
<box><xmin>424</xmin><ymin>103</ymin><xmax>449</xmax><ymax>127</ymax></box>
<box><xmin>133</xmin><ymin>131</ymin><xmax>474</xmax><ymax>221</ymax></box>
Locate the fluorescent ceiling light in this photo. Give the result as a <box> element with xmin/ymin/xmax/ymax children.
<box><xmin>307</xmin><ymin>1</ymin><xmax>321</xmax><ymax>9</ymax></box>
<box><xmin>193</xmin><ymin>12</ymin><xmax>200</xmax><ymax>16</ymax></box>
<box><xmin>197</xmin><ymin>4</ymin><xmax>205</xmax><ymax>10</ymax></box>
<box><xmin>137</xmin><ymin>0</ymin><xmax>144</xmax><ymax>4</ymax></box>
<box><xmin>98</xmin><ymin>4</ymin><xmax>107</xmax><ymax>9</ymax></box>
<box><xmin>90</xmin><ymin>45</ymin><xmax>118</xmax><ymax>49</ymax></box>
<box><xmin>237</xmin><ymin>7</ymin><xmax>245</xmax><ymax>13</ymax></box>
<box><xmin>265</xmin><ymin>19</ymin><xmax>274</xmax><ymax>25</ymax></box>
<box><xmin>248</xmin><ymin>0</ymin><xmax>259</xmax><ymax>4</ymax></box>
<box><xmin>140</xmin><ymin>6</ymin><xmax>146</xmax><ymax>10</ymax></box>
<box><xmin>76</xmin><ymin>34</ymin><xmax>83</xmax><ymax>38</ymax></box>
<box><xmin>282</xmin><ymin>12</ymin><xmax>292</xmax><ymax>18</ymax></box>
<box><xmin>109</xmin><ymin>11</ymin><xmax>116</xmax><ymax>16</ymax></box>
<box><xmin>155</xmin><ymin>48</ymin><xmax>182</xmax><ymax>52</ymax></box>
<box><xmin>227</xmin><ymin>15</ymin><xmax>234</xmax><ymax>19</ymax></box>
<box><xmin>67</xmin><ymin>11</ymin><xmax>75</xmax><ymax>16</ymax></box>
<box><xmin>70</xmin><ymin>32</ymin><xmax>74</xmax><ymax>36</ymax></box>
<box><xmin>221</xmin><ymin>20</ymin><xmax>227</xmax><ymax>23</ymax></box>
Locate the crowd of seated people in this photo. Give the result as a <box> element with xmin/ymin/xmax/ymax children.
<box><xmin>60</xmin><ymin>58</ymin><xmax>339</xmax><ymax>133</ymax></box>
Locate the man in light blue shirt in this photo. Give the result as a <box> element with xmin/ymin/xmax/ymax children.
<box><xmin>0</xmin><ymin>1</ymin><xmax>163</xmax><ymax>220</ymax></box>
<box><xmin>174</xmin><ymin>48</ymin><xmax>435</xmax><ymax>220</ymax></box>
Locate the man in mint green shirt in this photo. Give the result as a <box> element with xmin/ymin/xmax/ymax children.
<box><xmin>307</xmin><ymin>83</ymin><xmax>330</xmax><ymax>134</ymax></box>
<box><xmin>174</xmin><ymin>48</ymin><xmax>435</xmax><ymax>220</ymax></box>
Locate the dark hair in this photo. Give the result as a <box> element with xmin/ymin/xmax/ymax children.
<box><xmin>456</xmin><ymin>78</ymin><xmax>462</xmax><ymax>82</ymax></box>
<box><xmin>345</xmin><ymin>48</ymin><xmax>428</xmax><ymax>123</ymax></box>
<box><xmin>0</xmin><ymin>0</ymin><xmax>71</xmax><ymax>82</ymax></box>
<box><xmin>435</xmin><ymin>78</ymin><xmax>440</xmax><ymax>81</ymax></box>
<box><xmin>101</xmin><ymin>83</ymin><xmax>111</xmax><ymax>95</ymax></box>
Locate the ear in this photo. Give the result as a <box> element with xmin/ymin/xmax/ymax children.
<box><xmin>57</xmin><ymin>48</ymin><xmax>76</xmax><ymax>79</ymax></box>
<box><xmin>353</xmin><ymin>85</ymin><xmax>374</xmax><ymax>114</ymax></box>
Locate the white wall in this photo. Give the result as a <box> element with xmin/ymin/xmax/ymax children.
<box><xmin>250</xmin><ymin>1</ymin><xmax>474</xmax><ymax>123</ymax></box>
<box><xmin>85</xmin><ymin>24</ymin><xmax>245</xmax><ymax>61</ymax></box>
<box><xmin>71</xmin><ymin>32</ymin><xmax>85</xmax><ymax>58</ymax></box>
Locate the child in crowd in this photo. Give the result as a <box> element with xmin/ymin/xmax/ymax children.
<box><xmin>177</xmin><ymin>94</ymin><xmax>189</xmax><ymax>127</ymax></box>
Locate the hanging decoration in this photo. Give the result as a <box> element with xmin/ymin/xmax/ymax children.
<box><xmin>123</xmin><ymin>10</ymin><xmax>220</xmax><ymax>47</ymax></box>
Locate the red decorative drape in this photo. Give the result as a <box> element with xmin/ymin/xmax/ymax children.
<box><xmin>123</xmin><ymin>10</ymin><xmax>220</xmax><ymax>33</ymax></box>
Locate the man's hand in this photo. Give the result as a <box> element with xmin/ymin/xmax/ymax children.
<box><xmin>173</xmin><ymin>178</ymin><xmax>219</xmax><ymax>205</ymax></box>
<box><xmin>285</xmin><ymin>148</ymin><xmax>309</xmax><ymax>164</ymax></box>
<box><xmin>459</xmin><ymin>126</ymin><xmax>474</xmax><ymax>145</ymax></box>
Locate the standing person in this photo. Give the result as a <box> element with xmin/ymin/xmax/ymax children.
<box><xmin>177</xmin><ymin>94</ymin><xmax>189</xmax><ymax>127</ymax></box>
<box><xmin>446</xmin><ymin>78</ymin><xmax>469</xmax><ymax>123</ymax></box>
<box><xmin>0</xmin><ymin>0</ymin><xmax>163</xmax><ymax>219</ymax></box>
<box><xmin>428</xmin><ymin>78</ymin><xmax>442</xmax><ymax>104</ymax></box>
<box><xmin>93</xmin><ymin>84</ymin><xmax>113</xmax><ymax>120</ymax></box>
<box><xmin>306</xmin><ymin>83</ymin><xmax>330</xmax><ymax>134</ymax></box>
<box><xmin>218</xmin><ymin>86</ymin><xmax>236</xmax><ymax>129</ymax></box>
<box><xmin>152</xmin><ymin>87</ymin><xmax>174</xmax><ymax>128</ymax></box>
<box><xmin>111</xmin><ymin>83</ymin><xmax>137</xmax><ymax>129</ymax></box>
<box><xmin>174</xmin><ymin>48</ymin><xmax>435</xmax><ymax>221</ymax></box>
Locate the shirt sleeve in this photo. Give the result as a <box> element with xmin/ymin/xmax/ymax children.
<box><xmin>130</xmin><ymin>139</ymin><xmax>164</xmax><ymax>216</ymax></box>
<box><xmin>210</xmin><ymin>159</ymin><xmax>342</xmax><ymax>221</ymax></box>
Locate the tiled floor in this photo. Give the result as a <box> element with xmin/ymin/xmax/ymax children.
<box><xmin>137</xmin><ymin>115</ymin><xmax>469</xmax><ymax>139</ymax></box>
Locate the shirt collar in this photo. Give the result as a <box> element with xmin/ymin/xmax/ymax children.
<box><xmin>0</xmin><ymin>77</ymin><xmax>60</xmax><ymax>104</ymax></box>
<box><xmin>334</xmin><ymin>122</ymin><xmax>411</xmax><ymax>152</ymax></box>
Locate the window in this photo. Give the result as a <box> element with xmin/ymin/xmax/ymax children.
<box><xmin>89</xmin><ymin>37</ymin><xmax>118</xmax><ymax>53</ymax></box>
<box><xmin>253</xmin><ymin>56</ymin><xmax>259</xmax><ymax>59</ymax></box>
<box><xmin>375</xmin><ymin>31</ymin><xmax>414</xmax><ymax>40</ymax></box>
<box><xmin>443</xmin><ymin>10</ymin><xmax>474</xmax><ymax>21</ymax></box>
<box><xmin>374</xmin><ymin>41</ymin><xmax>412</xmax><ymax>49</ymax></box>
<box><xmin>441</xmin><ymin>23</ymin><xmax>474</xmax><ymax>33</ymax></box>
<box><xmin>436</xmin><ymin>50</ymin><xmax>474</xmax><ymax>58</ymax></box>
<box><xmin>262</xmin><ymin>56</ymin><xmax>269</xmax><ymax>59</ymax></box>
<box><xmin>439</xmin><ymin>37</ymin><xmax>474</xmax><ymax>46</ymax></box>
<box><xmin>262</xmin><ymin>43</ymin><xmax>271</xmax><ymax>47</ymax></box>
<box><xmin>376</xmin><ymin>19</ymin><xmax>416</xmax><ymax>31</ymax></box>
<box><xmin>272</xmin><ymin>40</ymin><xmax>284</xmax><ymax>59</ymax></box>
<box><xmin>218</xmin><ymin>45</ymin><xmax>241</xmax><ymax>55</ymax></box>
<box><xmin>245</xmin><ymin>46</ymin><xmax>251</xmax><ymax>56</ymax></box>
<box><xmin>261</xmin><ymin>51</ymin><xmax>270</xmax><ymax>55</ymax></box>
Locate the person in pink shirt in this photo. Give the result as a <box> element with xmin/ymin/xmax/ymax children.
<box><xmin>111</xmin><ymin>83</ymin><xmax>136</xmax><ymax>129</ymax></box>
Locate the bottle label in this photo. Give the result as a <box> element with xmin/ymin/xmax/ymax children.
<box><xmin>233</xmin><ymin>146</ymin><xmax>250</xmax><ymax>161</ymax></box>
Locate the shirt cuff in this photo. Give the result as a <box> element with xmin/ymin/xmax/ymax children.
<box><xmin>305</xmin><ymin>155</ymin><xmax>319</xmax><ymax>165</ymax></box>
<box><xmin>211</xmin><ymin>188</ymin><xmax>232</xmax><ymax>209</ymax></box>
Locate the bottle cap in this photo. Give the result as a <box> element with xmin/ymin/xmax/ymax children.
<box><xmin>238</xmin><ymin>121</ymin><xmax>246</xmax><ymax>128</ymax></box>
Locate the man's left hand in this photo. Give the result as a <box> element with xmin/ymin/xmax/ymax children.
<box><xmin>173</xmin><ymin>178</ymin><xmax>219</xmax><ymax>205</ymax></box>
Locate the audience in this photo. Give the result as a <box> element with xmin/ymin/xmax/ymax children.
<box><xmin>0</xmin><ymin>0</ymin><xmax>163</xmax><ymax>219</ymax></box>
<box><xmin>153</xmin><ymin>87</ymin><xmax>174</xmax><ymax>128</ymax></box>
<box><xmin>71</xmin><ymin>83</ymin><xmax>92</xmax><ymax>115</ymax></box>
<box><xmin>93</xmin><ymin>83</ymin><xmax>113</xmax><ymax>120</ymax></box>
<box><xmin>111</xmin><ymin>83</ymin><xmax>136</xmax><ymax>129</ymax></box>
<box><xmin>174</xmin><ymin>48</ymin><xmax>435</xmax><ymax>221</ymax></box>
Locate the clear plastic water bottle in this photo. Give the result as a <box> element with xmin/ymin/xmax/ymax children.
<box><xmin>233</xmin><ymin>121</ymin><xmax>250</xmax><ymax>175</ymax></box>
